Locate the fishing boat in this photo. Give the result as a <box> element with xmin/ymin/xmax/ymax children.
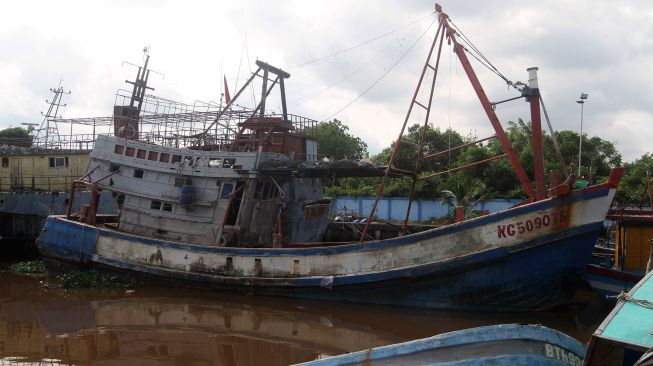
<box><xmin>293</xmin><ymin>324</ymin><xmax>586</xmax><ymax>366</ymax></box>
<box><xmin>585</xmin><ymin>204</ymin><xmax>653</xmax><ymax>300</ymax></box>
<box><xmin>37</xmin><ymin>4</ymin><xmax>622</xmax><ymax>311</ymax></box>
<box><xmin>0</xmin><ymin>86</ymin><xmax>117</xmax><ymax>252</ymax></box>
<box><xmin>583</xmin><ymin>270</ymin><xmax>653</xmax><ymax>366</ymax></box>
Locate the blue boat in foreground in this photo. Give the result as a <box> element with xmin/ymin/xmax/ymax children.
<box><xmin>584</xmin><ymin>270</ymin><xmax>653</xmax><ymax>366</ymax></box>
<box><xmin>293</xmin><ymin>324</ymin><xmax>585</xmax><ymax>366</ymax></box>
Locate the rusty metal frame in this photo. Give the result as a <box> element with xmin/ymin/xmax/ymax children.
<box><xmin>360</xmin><ymin>3</ymin><xmax>542</xmax><ymax>241</ymax></box>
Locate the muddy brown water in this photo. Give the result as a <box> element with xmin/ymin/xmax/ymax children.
<box><xmin>0</xmin><ymin>261</ymin><xmax>612</xmax><ymax>366</ymax></box>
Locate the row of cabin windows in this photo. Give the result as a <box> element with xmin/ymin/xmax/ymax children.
<box><xmin>114</xmin><ymin>144</ymin><xmax>236</xmax><ymax>168</ymax></box>
<box><xmin>1</xmin><ymin>157</ymin><xmax>69</xmax><ymax>168</ymax></box>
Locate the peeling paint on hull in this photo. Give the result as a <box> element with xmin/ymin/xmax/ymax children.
<box><xmin>37</xmin><ymin>186</ymin><xmax>616</xmax><ymax>311</ymax></box>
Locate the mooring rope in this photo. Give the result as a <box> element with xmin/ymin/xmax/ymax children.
<box><xmin>617</xmin><ymin>292</ymin><xmax>653</xmax><ymax>309</ymax></box>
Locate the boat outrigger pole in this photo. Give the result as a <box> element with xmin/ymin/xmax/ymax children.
<box><xmin>360</xmin><ymin>3</ymin><xmax>541</xmax><ymax>241</ymax></box>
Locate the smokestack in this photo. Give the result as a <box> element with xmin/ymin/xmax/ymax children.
<box><xmin>527</xmin><ymin>67</ymin><xmax>539</xmax><ymax>89</ymax></box>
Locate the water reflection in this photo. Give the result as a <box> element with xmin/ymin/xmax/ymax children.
<box><xmin>0</xmin><ymin>268</ymin><xmax>611</xmax><ymax>365</ymax></box>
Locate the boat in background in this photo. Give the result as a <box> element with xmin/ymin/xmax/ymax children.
<box><xmin>584</xmin><ymin>269</ymin><xmax>653</xmax><ymax>366</ymax></box>
<box><xmin>0</xmin><ymin>86</ymin><xmax>117</xmax><ymax>252</ymax></box>
<box><xmin>37</xmin><ymin>4</ymin><xmax>621</xmax><ymax>311</ymax></box>
<box><xmin>293</xmin><ymin>324</ymin><xmax>586</xmax><ymax>366</ymax></box>
<box><xmin>585</xmin><ymin>205</ymin><xmax>653</xmax><ymax>300</ymax></box>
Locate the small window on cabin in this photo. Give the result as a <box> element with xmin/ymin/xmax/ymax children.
<box><xmin>137</xmin><ymin>149</ymin><xmax>147</xmax><ymax>159</ymax></box>
<box><xmin>171</xmin><ymin>155</ymin><xmax>182</xmax><ymax>164</ymax></box>
<box><xmin>114</xmin><ymin>144</ymin><xmax>124</xmax><ymax>154</ymax></box>
<box><xmin>150</xmin><ymin>200</ymin><xmax>162</xmax><ymax>210</ymax></box>
<box><xmin>159</xmin><ymin>153</ymin><xmax>170</xmax><ymax>163</ymax></box>
<box><xmin>222</xmin><ymin>158</ymin><xmax>236</xmax><ymax>168</ymax></box>
<box><xmin>208</xmin><ymin>158</ymin><xmax>221</xmax><ymax>168</ymax></box>
<box><xmin>2</xmin><ymin>157</ymin><xmax>8</xmax><ymax>168</ymax></box>
<box><xmin>133</xmin><ymin>169</ymin><xmax>144</xmax><ymax>179</ymax></box>
<box><xmin>125</xmin><ymin>147</ymin><xmax>135</xmax><ymax>157</ymax></box>
<box><xmin>162</xmin><ymin>202</ymin><xmax>173</xmax><ymax>212</ymax></box>
<box><xmin>306</xmin><ymin>205</ymin><xmax>328</xmax><ymax>219</ymax></box>
<box><xmin>49</xmin><ymin>157</ymin><xmax>68</xmax><ymax>168</ymax></box>
<box><xmin>109</xmin><ymin>163</ymin><xmax>120</xmax><ymax>172</ymax></box>
<box><xmin>148</xmin><ymin>151</ymin><xmax>158</xmax><ymax>161</ymax></box>
<box><xmin>221</xmin><ymin>183</ymin><xmax>234</xmax><ymax>199</ymax></box>
<box><xmin>173</xmin><ymin>176</ymin><xmax>191</xmax><ymax>187</ymax></box>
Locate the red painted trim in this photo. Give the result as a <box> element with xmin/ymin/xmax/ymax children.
<box><xmin>586</xmin><ymin>264</ymin><xmax>643</xmax><ymax>282</ymax></box>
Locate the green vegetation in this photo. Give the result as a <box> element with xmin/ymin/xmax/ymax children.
<box><xmin>618</xmin><ymin>153</ymin><xmax>653</xmax><ymax>204</ymax></box>
<box><xmin>9</xmin><ymin>260</ymin><xmax>46</xmax><ymax>274</ymax></box>
<box><xmin>41</xmin><ymin>271</ymin><xmax>135</xmax><ymax>289</ymax></box>
<box><xmin>318</xmin><ymin>118</ymin><xmax>632</xmax><ymax>204</ymax></box>
<box><xmin>0</xmin><ymin>127</ymin><xmax>32</xmax><ymax>147</ymax></box>
<box><xmin>315</xmin><ymin>119</ymin><xmax>367</xmax><ymax>160</ymax></box>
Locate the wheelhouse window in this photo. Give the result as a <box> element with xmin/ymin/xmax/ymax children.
<box><xmin>159</xmin><ymin>152</ymin><xmax>170</xmax><ymax>163</ymax></box>
<box><xmin>136</xmin><ymin>149</ymin><xmax>147</xmax><ymax>159</ymax></box>
<box><xmin>150</xmin><ymin>200</ymin><xmax>162</xmax><ymax>210</ymax></box>
<box><xmin>114</xmin><ymin>144</ymin><xmax>124</xmax><ymax>154</ymax></box>
<box><xmin>171</xmin><ymin>155</ymin><xmax>182</xmax><ymax>164</ymax></box>
<box><xmin>48</xmin><ymin>157</ymin><xmax>69</xmax><ymax>168</ymax></box>
<box><xmin>125</xmin><ymin>147</ymin><xmax>135</xmax><ymax>157</ymax></box>
<box><xmin>148</xmin><ymin>151</ymin><xmax>158</xmax><ymax>161</ymax></box>
<box><xmin>208</xmin><ymin>158</ymin><xmax>221</xmax><ymax>167</ymax></box>
<box><xmin>222</xmin><ymin>158</ymin><xmax>236</xmax><ymax>168</ymax></box>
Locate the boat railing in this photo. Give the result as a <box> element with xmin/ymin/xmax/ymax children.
<box><xmin>0</xmin><ymin>174</ymin><xmax>87</xmax><ymax>192</ymax></box>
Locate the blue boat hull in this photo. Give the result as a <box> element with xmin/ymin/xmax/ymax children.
<box><xmin>37</xmin><ymin>215</ymin><xmax>602</xmax><ymax>311</ymax></box>
<box><xmin>293</xmin><ymin>324</ymin><xmax>586</xmax><ymax>366</ymax></box>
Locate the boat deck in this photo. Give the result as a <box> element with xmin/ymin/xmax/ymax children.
<box><xmin>598</xmin><ymin>270</ymin><xmax>653</xmax><ymax>348</ymax></box>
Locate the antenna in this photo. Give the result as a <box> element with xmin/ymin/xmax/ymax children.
<box><xmin>37</xmin><ymin>85</ymin><xmax>71</xmax><ymax>149</ymax></box>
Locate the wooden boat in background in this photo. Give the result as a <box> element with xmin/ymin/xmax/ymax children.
<box><xmin>293</xmin><ymin>324</ymin><xmax>586</xmax><ymax>366</ymax></box>
<box><xmin>36</xmin><ymin>4</ymin><xmax>622</xmax><ymax>311</ymax></box>
<box><xmin>586</xmin><ymin>207</ymin><xmax>653</xmax><ymax>300</ymax></box>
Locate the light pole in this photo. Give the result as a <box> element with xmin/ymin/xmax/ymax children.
<box><xmin>577</xmin><ymin>92</ymin><xmax>588</xmax><ymax>176</ymax></box>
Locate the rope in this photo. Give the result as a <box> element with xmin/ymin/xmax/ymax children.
<box><xmin>448</xmin><ymin>19</ymin><xmax>520</xmax><ymax>91</ymax></box>
<box><xmin>290</xmin><ymin>11</ymin><xmax>434</xmax><ymax>69</ymax></box>
<box><xmin>320</xmin><ymin>18</ymin><xmax>437</xmax><ymax>122</ymax></box>
<box><xmin>290</xmin><ymin>32</ymin><xmax>410</xmax><ymax>106</ymax></box>
<box><xmin>617</xmin><ymin>292</ymin><xmax>653</xmax><ymax>309</ymax></box>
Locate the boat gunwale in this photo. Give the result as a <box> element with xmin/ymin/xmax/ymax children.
<box><xmin>292</xmin><ymin>324</ymin><xmax>586</xmax><ymax>366</ymax></box>
<box><xmin>590</xmin><ymin>269</ymin><xmax>653</xmax><ymax>351</ymax></box>
<box><xmin>47</xmin><ymin>184</ymin><xmax>613</xmax><ymax>258</ymax></box>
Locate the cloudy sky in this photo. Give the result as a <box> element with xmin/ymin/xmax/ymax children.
<box><xmin>1</xmin><ymin>0</ymin><xmax>652</xmax><ymax>162</ymax></box>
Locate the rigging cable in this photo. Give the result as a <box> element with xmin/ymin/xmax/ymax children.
<box><xmin>320</xmin><ymin>18</ymin><xmax>437</xmax><ymax>122</ymax></box>
<box><xmin>447</xmin><ymin>19</ymin><xmax>520</xmax><ymax>90</ymax></box>
<box><xmin>290</xmin><ymin>11</ymin><xmax>434</xmax><ymax>69</ymax></box>
<box><xmin>290</xmin><ymin>22</ymin><xmax>423</xmax><ymax>106</ymax></box>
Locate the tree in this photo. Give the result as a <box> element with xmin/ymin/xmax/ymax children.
<box><xmin>483</xmin><ymin>119</ymin><xmax>621</xmax><ymax>197</ymax></box>
<box><xmin>440</xmin><ymin>172</ymin><xmax>491</xmax><ymax>219</ymax></box>
<box><xmin>315</xmin><ymin>119</ymin><xmax>367</xmax><ymax>160</ymax></box>
<box><xmin>617</xmin><ymin>153</ymin><xmax>653</xmax><ymax>204</ymax></box>
<box><xmin>0</xmin><ymin>127</ymin><xmax>32</xmax><ymax>147</ymax></box>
